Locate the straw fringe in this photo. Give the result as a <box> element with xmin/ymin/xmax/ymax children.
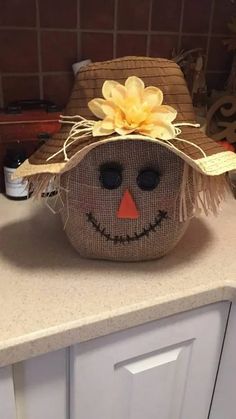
<box><xmin>178</xmin><ymin>163</ymin><xmax>230</xmax><ymax>222</ymax></box>
<box><xmin>27</xmin><ymin>174</ymin><xmax>69</xmax><ymax>220</ymax></box>
<box><xmin>25</xmin><ymin>163</ymin><xmax>230</xmax><ymax>223</ymax></box>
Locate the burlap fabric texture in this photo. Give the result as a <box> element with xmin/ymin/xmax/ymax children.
<box><xmin>60</xmin><ymin>140</ymin><xmax>191</xmax><ymax>261</ymax></box>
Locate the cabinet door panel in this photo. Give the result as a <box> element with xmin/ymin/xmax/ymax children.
<box><xmin>70</xmin><ymin>303</ymin><xmax>229</xmax><ymax>419</ymax></box>
<box><xmin>113</xmin><ymin>341</ymin><xmax>193</xmax><ymax>419</ymax></box>
<box><xmin>0</xmin><ymin>366</ymin><xmax>17</xmax><ymax>419</ymax></box>
<box><xmin>13</xmin><ymin>349</ymin><xmax>69</xmax><ymax>419</ymax></box>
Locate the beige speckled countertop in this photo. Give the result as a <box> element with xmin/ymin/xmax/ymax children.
<box><xmin>0</xmin><ymin>194</ymin><xmax>235</xmax><ymax>367</ymax></box>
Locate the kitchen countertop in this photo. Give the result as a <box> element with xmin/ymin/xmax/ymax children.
<box><xmin>0</xmin><ymin>193</ymin><xmax>235</xmax><ymax>367</ymax></box>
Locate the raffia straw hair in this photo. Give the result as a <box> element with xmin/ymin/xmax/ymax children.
<box><xmin>177</xmin><ymin>163</ymin><xmax>230</xmax><ymax>222</ymax></box>
<box><xmin>27</xmin><ymin>162</ymin><xmax>230</xmax><ymax>223</ymax></box>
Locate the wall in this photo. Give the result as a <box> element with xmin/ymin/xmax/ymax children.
<box><xmin>0</xmin><ymin>0</ymin><xmax>235</xmax><ymax>108</ymax></box>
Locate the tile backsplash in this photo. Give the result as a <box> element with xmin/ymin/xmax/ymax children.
<box><xmin>0</xmin><ymin>0</ymin><xmax>235</xmax><ymax>108</ymax></box>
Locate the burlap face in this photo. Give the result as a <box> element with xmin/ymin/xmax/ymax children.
<box><xmin>60</xmin><ymin>140</ymin><xmax>192</xmax><ymax>261</ymax></box>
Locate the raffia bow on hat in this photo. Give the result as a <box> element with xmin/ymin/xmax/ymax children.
<box><xmin>14</xmin><ymin>56</ymin><xmax>236</xmax><ymax>220</ymax></box>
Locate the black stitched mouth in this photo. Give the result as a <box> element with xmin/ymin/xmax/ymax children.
<box><xmin>86</xmin><ymin>210</ymin><xmax>168</xmax><ymax>245</ymax></box>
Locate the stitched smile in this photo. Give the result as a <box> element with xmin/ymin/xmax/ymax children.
<box><xmin>86</xmin><ymin>210</ymin><xmax>168</xmax><ymax>245</ymax></box>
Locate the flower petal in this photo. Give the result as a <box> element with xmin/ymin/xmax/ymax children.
<box><xmin>88</xmin><ymin>98</ymin><xmax>106</xmax><ymax>119</ymax></box>
<box><xmin>102</xmin><ymin>80</ymin><xmax>119</xmax><ymax>99</ymax></box>
<box><xmin>150</xmin><ymin>105</ymin><xmax>177</xmax><ymax>122</ymax></box>
<box><xmin>139</xmin><ymin>120</ymin><xmax>176</xmax><ymax>140</ymax></box>
<box><xmin>115</xmin><ymin>126</ymin><xmax>135</xmax><ymax>136</ymax></box>
<box><xmin>92</xmin><ymin>121</ymin><xmax>115</xmax><ymax>137</ymax></box>
<box><xmin>101</xmin><ymin>117</ymin><xmax>115</xmax><ymax>130</ymax></box>
<box><xmin>143</xmin><ymin>86</ymin><xmax>163</xmax><ymax>109</ymax></box>
<box><xmin>101</xmin><ymin>101</ymin><xmax>117</xmax><ymax>117</ymax></box>
<box><xmin>110</xmin><ymin>84</ymin><xmax>127</xmax><ymax>108</ymax></box>
<box><xmin>125</xmin><ymin>76</ymin><xmax>144</xmax><ymax>99</ymax></box>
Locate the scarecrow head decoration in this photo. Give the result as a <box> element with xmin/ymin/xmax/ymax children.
<box><xmin>15</xmin><ymin>57</ymin><xmax>236</xmax><ymax>261</ymax></box>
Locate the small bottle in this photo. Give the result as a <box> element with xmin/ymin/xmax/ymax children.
<box><xmin>4</xmin><ymin>142</ymin><xmax>29</xmax><ymax>200</ymax></box>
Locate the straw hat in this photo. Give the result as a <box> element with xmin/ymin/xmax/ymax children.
<box><xmin>15</xmin><ymin>56</ymin><xmax>236</xmax><ymax>180</ymax></box>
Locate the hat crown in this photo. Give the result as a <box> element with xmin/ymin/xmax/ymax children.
<box><xmin>66</xmin><ymin>56</ymin><xmax>195</xmax><ymax>123</ymax></box>
<box><xmin>23</xmin><ymin>56</ymin><xmax>235</xmax><ymax>181</ymax></box>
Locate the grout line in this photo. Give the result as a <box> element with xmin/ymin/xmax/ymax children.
<box><xmin>0</xmin><ymin>74</ymin><xmax>3</xmax><ymax>107</ymax></box>
<box><xmin>207</xmin><ymin>33</ymin><xmax>236</xmax><ymax>38</ymax></box>
<box><xmin>0</xmin><ymin>26</ymin><xmax>231</xmax><ymax>38</ymax></box>
<box><xmin>181</xmin><ymin>32</ymin><xmax>208</xmax><ymax>37</ymax></box>
<box><xmin>39</xmin><ymin>27</ymin><xmax>76</xmax><ymax>32</ymax></box>
<box><xmin>113</xmin><ymin>0</ymin><xmax>118</xmax><ymax>58</ymax></box>
<box><xmin>0</xmin><ymin>26</ymin><xmax>36</xmax><ymax>30</ymax></box>
<box><xmin>0</xmin><ymin>25</ymin><xmax>230</xmax><ymax>37</ymax></box>
<box><xmin>146</xmin><ymin>0</ymin><xmax>153</xmax><ymax>56</ymax></box>
<box><xmin>2</xmin><ymin>71</ymin><xmax>72</xmax><ymax>77</ymax></box>
<box><xmin>77</xmin><ymin>0</ymin><xmax>81</xmax><ymax>60</ymax></box>
<box><xmin>81</xmin><ymin>28</ymin><xmax>114</xmax><ymax>34</ymax></box>
<box><xmin>0</xmin><ymin>26</ymin><xmax>76</xmax><ymax>32</ymax></box>
<box><xmin>205</xmin><ymin>0</ymin><xmax>215</xmax><ymax>71</ymax></box>
<box><xmin>35</xmin><ymin>0</ymin><xmax>43</xmax><ymax>99</ymax></box>
<box><xmin>177</xmin><ymin>0</ymin><xmax>185</xmax><ymax>52</ymax></box>
<box><xmin>79</xmin><ymin>29</ymin><xmax>180</xmax><ymax>35</ymax></box>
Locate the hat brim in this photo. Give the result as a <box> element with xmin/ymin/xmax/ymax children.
<box><xmin>15</xmin><ymin>126</ymin><xmax>236</xmax><ymax>179</ymax></box>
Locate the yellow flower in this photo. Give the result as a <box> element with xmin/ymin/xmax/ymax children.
<box><xmin>88</xmin><ymin>76</ymin><xmax>177</xmax><ymax>140</ymax></box>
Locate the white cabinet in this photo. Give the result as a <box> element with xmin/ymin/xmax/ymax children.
<box><xmin>210</xmin><ymin>304</ymin><xmax>236</xmax><ymax>419</ymax></box>
<box><xmin>0</xmin><ymin>349</ymin><xmax>69</xmax><ymax>419</ymax></box>
<box><xmin>0</xmin><ymin>366</ymin><xmax>16</xmax><ymax>419</ymax></box>
<box><xmin>0</xmin><ymin>302</ymin><xmax>231</xmax><ymax>419</ymax></box>
<box><xmin>70</xmin><ymin>302</ymin><xmax>229</xmax><ymax>419</ymax></box>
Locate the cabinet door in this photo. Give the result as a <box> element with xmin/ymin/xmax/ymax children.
<box><xmin>12</xmin><ymin>349</ymin><xmax>69</xmax><ymax>419</ymax></box>
<box><xmin>209</xmin><ymin>303</ymin><xmax>236</xmax><ymax>419</ymax></box>
<box><xmin>0</xmin><ymin>366</ymin><xmax>17</xmax><ymax>419</ymax></box>
<box><xmin>70</xmin><ymin>302</ymin><xmax>229</xmax><ymax>419</ymax></box>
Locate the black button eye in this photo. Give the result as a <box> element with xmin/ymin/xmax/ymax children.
<box><xmin>137</xmin><ymin>169</ymin><xmax>160</xmax><ymax>191</ymax></box>
<box><xmin>99</xmin><ymin>163</ymin><xmax>122</xmax><ymax>190</ymax></box>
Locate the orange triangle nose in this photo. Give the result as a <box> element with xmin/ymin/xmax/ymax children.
<box><xmin>117</xmin><ymin>189</ymin><xmax>139</xmax><ymax>219</ymax></box>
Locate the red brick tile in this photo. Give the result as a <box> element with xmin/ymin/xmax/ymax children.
<box><xmin>118</xmin><ymin>0</ymin><xmax>150</xmax><ymax>30</ymax></box>
<box><xmin>0</xmin><ymin>0</ymin><xmax>36</xmax><ymax>27</ymax></box>
<box><xmin>39</xmin><ymin>0</ymin><xmax>77</xmax><ymax>28</ymax></box>
<box><xmin>80</xmin><ymin>0</ymin><xmax>114</xmax><ymax>29</ymax></box>
<box><xmin>116</xmin><ymin>34</ymin><xmax>147</xmax><ymax>57</ymax></box>
<box><xmin>206</xmin><ymin>72</ymin><xmax>229</xmax><ymax>91</ymax></box>
<box><xmin>80</xmin><ymin>33</ymin><xmax>113</xmax><ymax>61</ymax></box>
<box><xmin>41</xmin><ymin>31</ymin><xmax>77</xmax><ymax>72</ymax></box>
<box><xmin>2</xmin><ymin>76</ymin><xmax>40</xmax><ymax>105</ymax></box>
<box><xmin>150</xmin><ymin>35</ymin><xmax>178</xmax><ymax>59</ymax></box>
<box><xmin>181</xmin><ymin>36</ymin><xmax>208</xmax><ymax>52</ymax></box>
<box><xmin>43</xmin><ymin>73</ymin><xmax>74</xmax><ymax>107</ymax></box>
<box><xmin>152</xmin><ymin>0</ymin><xmax>182</xmax><ymax>32</ymax></box>
<box><xmin>207</xmin><ymin>37</ymin><xmax>233</xmax><ymax>71</ymax></box>
<box><xmin>212</xmin><ymin>0</ymin><xmax>236</xmax><ymax>34</ymax></box>
<box><xmin>182</xmin><ymin>0</ymin><xmax>212</xmax><ymax>33</ymax></box>
<box><xmin>0</xmin><ymin>30</ymin><xmax>38</xmax><ymax>73</ymax></box>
